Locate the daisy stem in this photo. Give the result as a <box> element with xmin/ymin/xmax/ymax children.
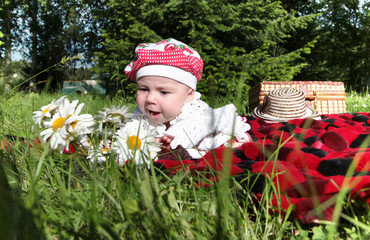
<box><xmin>104</xmin><ymin>125</ymin><xmax>108</xmax><ymax>146</ymax></box>
<box><xmin>111</xmin><ymin>123</ymin><xmax>117</xmax><ymax>147</ymax></box>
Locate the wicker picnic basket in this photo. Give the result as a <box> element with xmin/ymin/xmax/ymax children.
<box><xmin>249</xmin><ymin>81</ymin><xmax>346</xmax><ymax>115</ymax></box>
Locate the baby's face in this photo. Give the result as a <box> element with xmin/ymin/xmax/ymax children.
<box><xmin>136</xmin><ymin>76</ymin><xmax>194</xmax><ymax>126</ymax></box>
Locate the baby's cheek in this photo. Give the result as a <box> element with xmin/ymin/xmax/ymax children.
<box><xmin>138</xmin><ymin>106</ymin><xmax>146</xmax><ymax>115</ymax></box>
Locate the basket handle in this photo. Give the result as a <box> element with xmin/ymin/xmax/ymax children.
<box><xmin>300</xmin><ymin>85</ymin><xmax>317</xmax><ymax>101</ymax></box>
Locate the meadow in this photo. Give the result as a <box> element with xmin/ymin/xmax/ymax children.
<box><xmin>0</xmin><ymin>90</ymin><xmax>369</xmax><ymax>239</ymax></box>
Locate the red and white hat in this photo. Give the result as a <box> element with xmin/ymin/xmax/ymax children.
<box><xmin>124</xmin><ymin>38</ymin><xmax>203</xmax><ymax>90</ymax></box>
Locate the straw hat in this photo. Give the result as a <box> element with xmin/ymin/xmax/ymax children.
<box><xmin>252</xmin><ymin>87</ymin><xmax>319</xmax><ymax>122</ymax></box>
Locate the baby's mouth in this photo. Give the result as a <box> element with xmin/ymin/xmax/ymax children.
<box><xmin>148</xmin><ymin>110</ymin><xmax>161</xmax><ymax>119</ymax></box>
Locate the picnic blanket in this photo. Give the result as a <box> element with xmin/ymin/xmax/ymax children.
<box><xmin>154</xmin><ymin>113</ymin><xmax>370</xmax><ymax>224</ymax></box>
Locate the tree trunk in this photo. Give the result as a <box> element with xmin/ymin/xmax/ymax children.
<box><xmin>4</xmin><ymin>4</ymin><xmax>12</xmax><ymax>66</ymax></box>
<box><xmin>1</xmin><ymin>0</ymin><xmax>14</xmax><ymax>83</ymax></box>
<box><xmin>29</xmin><ymin>0</ymin><xmax>39</xmax><ymax>90</ymax></box>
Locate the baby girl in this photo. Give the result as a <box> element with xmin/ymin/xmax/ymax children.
<box><xmin>124</xmin><ymin>38</ymin><xmax>252</xmax><ymax>159</ymax></box>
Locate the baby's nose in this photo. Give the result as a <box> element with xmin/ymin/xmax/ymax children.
<box><xmin>146</xmin><ymin>92</ymin><xmax>157</xmax><ymax>103</ymax></box>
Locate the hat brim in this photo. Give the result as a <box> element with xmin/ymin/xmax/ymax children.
<box><xmin>252</xmin><ymin>105</ymin><xmax>320</xmax><ymax>123</ymax></box>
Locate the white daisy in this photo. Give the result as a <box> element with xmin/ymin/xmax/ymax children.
<box><xmin>95</xmin><ymin>105</ymin><xmax>133</xmax><ymax>136</ymax></box>
<box><xmin>61</xmin><ymin>114</ymin><xmax>95</xmax><ymax>152</ymax></box>
<box><xmin>77</xmin><ymin>134</ymin><xmax>91</xmax><ymax>152</ymax></box>
<box><xmin>87</xmin><ymin>141</ymin><xmax>113</xmax><ymax>164</ymax></box>
<box><xmin>32</xmin><ymin>96</ymin><xmax>66</xmax><ymax>127</ymax></box>
<box><xmin>40</xmin><ymin>98</ymin><xmax>95</xmax><ymax>152</ymax></box>
<box><xmin>112</xmin><ymin>119</ymin><xmax>161</xmax><ymax>167</ymax></box>
<box><xmin>41</xmin><ymin>112</ymin><xmax>69</xmax><ymax>151</ymax></box>
<box><xmin>67</xmin><ymin>113</ymin><xmax>96</xmax><ymax>139</ymax></box>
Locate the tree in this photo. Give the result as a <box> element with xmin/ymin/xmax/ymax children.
<box><xmin>281</xmin><ymin>0</ymin><xmax>369</xmax><ymax>91</ymax></box>
<box><xmin>94</xmin><ymin>0</ymin><xmax>317</xmax><ymax>112</ymax></box>
<box><xmin>10</xmin><ymin>0</ymin><xmax>104</xmax><ymax>91</ymax></box>
<box><xmin>0</xmin><ymin>0</ymin><xmax>18</xmax><ymax>64</ymax></box>
<box><xmin>0</xmin><ymin>0</ymin><xmax>25</xmax><ymax>83</ymax></box>
<box><xmin>361</xmin><ymin>1</ymin><xmax>370</xmax><ymax>90</ymax></box>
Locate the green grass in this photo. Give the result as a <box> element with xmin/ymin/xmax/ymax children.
<box><xmin>0</xmin><ymin>91</ymin><xmax>369</xmax><ymax>239</ymax></box>
<box><xmin>345</xmin><ymin>91</ymin><xmax>370</xmax><ymax>113</ymax></box>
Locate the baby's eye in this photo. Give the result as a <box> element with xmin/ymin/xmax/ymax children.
<box><xmin>160</xmin><ymin>90</ymin><xmax>170</xmax><ymax>95</ymax></box>
<box><xmin>138</xmin><ymin>88</ymin><xmax>148</xmax><ymax>92</ymax></box>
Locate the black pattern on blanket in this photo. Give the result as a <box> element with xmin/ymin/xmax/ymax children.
<box><xmin>154</xmin><ymin>113</ymin><xmax>370</xmax><ymax>224</ymax></box>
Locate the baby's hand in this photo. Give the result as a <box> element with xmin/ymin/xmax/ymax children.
<box><xmin>161</xmin><ymin>135</ymin><xmax>174</xmax><ymax>145</ymax></box>
<box><xmin>155</xmin><ymin>135</ymin><xmax>174</xmax><ymax>147</ymax></box>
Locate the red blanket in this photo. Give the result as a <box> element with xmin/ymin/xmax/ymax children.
<box><xmin>154</xmin><ymin>113</ymin><xmax>370</xmax><ymax>224</ymax></box>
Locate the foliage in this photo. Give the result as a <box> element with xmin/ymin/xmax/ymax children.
<box><xmin>0</xmin><ymin>5</ymin><xmax>3</xmax><ymax>45</ymax></box>
<box><xmin>281</xmin><ymin>0</ymin><xmax>370</xmax><ymax>91</ymax></box>
<box><xmin>92</xmin><ymin>0</ymin><xmax>318</xmax><ymax>114</ymax></box>
<box><xmin>0</xmin><ymin>60</ymin><xmax>30</xmax><ymax>95</ymax></box>
<box><xmin>0</xmin><ymin>1</ymin><xmax>18</xmax><ymax>62</ymax></box>
<box><xmin>0</xmin><ymin>0</ymin><xmax>369</xmax><ymax>101</ymax></box>
<box><xmin>0</xmin><ymin>0</ymin><xmax>105</xmax><ymax>91</ymax></box>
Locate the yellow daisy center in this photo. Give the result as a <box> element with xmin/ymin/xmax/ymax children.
<box><xmin>52</xmin><ymin>117</ymin><xmax>66</xmax><ymax>131</ymax></box>
<box><xmin>127</xmin><ymin>136</ymin><xmax>142</xmax><ymax>150</ymax></box>
<box><xmin>101</xmin><ymin>148</ymin><xmax>110</xmax><ymax>153</ymax></box>
<box><xmin>42</xmin><ymin>106</ymin><xmax>51</xmax><ymax>113</ymax></box>
<box><xmin>71</xmin><ymin>120</ymin><xmax>77</xmax><ymax>129</ymax></box>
